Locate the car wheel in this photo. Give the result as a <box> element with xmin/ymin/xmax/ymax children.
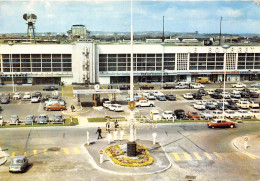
<box><xmin>60</xmin><ymin>108</ymin><xmax>63</xmax><ymax>111</ymax></box>
<box><xmin>212</xmin><ymin>126</ymin><xmax>215</xmax><ymax>129</ymax></box>
<box><xmin>150</xmin><ymin>104</ymin><xmax>153</xmax><ymax>107</ymax></box>
<box><xmin>113</xmin><ymin>109</ymin><xmax>116</xmax><ymax>112</ymax></box>
<box><xmin>230</xmin><ymin>124</ymin><xmax>234</xmax><ymax>128</ymax></box>
<box><xmin>48</xmin><ymin>108</ymin><xmax>51</xmax><ymax>111</ymax></box>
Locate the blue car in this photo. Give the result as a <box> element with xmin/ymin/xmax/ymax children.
<box><xmin>251</xmin><ymin>83</ymin><xmax>260</xmax><ymax>88</ymax></box>
<box><xmin>157</xmin><ymin>95</ymin><xmax>167</xmax><ymax>101</ymax></box>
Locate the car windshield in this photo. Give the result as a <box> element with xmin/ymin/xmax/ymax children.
<box><xmin>191</xmin><ymin>112</ymin><xmax>197</xmax><ymax>115</ymax></box>
<box><xmin>12</xmin><ymin>159</ymin><xmax>24</xmax><ymax>164</ymax></box>
<box><xmin>153</xmin><ymin>113</ymin><xmax>159</xmax><ymax>115</ymax></box>
<box><xmin>40</xmin><ymin>116</ymin><xmax>46</xmax><ymax>119</ymax></box>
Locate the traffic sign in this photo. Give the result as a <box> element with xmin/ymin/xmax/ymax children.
<box><xmin>244</xmin><ymin>137</ymin><xmax>248</xmax><ymax>141</ymax></box>
<box><xmin>99</xmin><ymin>149</ymin><xmax>104</xmax><ymax>155</ymax></box>
<box><xmin>128</xmin><ymin>101</ymin><xmax>136</xmax><ymax>110</ymax></box>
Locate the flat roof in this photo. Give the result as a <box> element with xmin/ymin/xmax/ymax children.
<box><xmin>73</xmin><ymin>89</ymin><xmax>122</xmax><ymax>95</ymax></box>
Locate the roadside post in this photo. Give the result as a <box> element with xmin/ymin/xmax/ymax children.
<box><xmin>244</xmin><ymin>136</ymin><xmax>248</xmax><ymax>149</ymax></box>
<box><xmin>107</xmin><ymin>133</ymin><xmax>112</xmax><ymax>144</ymax></box>
<box><xmin>152</xmin><ymin>132</ymin><xmax>157</xmax><ymax>145</ymax></box>
<box><xmin>86</xmin><ymin>131</ymin><xmax>90</xmax><ymax>145</ymax></box>
<box><xmin>99</xmin><ymin>149</ymin><xmax>104</xmax><ymax>163</ymax></box>
<box><xmin>120</xmin><ymin>130</ymin><xmax>124</xmax><ymax>141</ymax></box>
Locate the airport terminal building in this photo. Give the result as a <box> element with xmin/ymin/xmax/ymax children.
<box><xmin>0</xmin><ymin>41</ymin><xmax>260</xmax><ymax>85</ymax></box>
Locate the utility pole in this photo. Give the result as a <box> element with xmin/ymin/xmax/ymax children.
<box><xmin>162</xmin><ymin>16</ymin><xmax>165</xmax><ymax>42</ymax></box>
<box><xmin>219</xmin><ymin>16</ymin><xmax>222</xmax><ymax>46</ymax></box>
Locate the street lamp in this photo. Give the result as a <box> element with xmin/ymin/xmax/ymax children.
<box><xmin>161</xmin><ymin>43</ymin><xmax>165</xmax><ymax>88</ymax></box>
<box><xmin>222</xmin><ymin>44</ymin><xmax>230</xmax><ymax>119</ymax></box>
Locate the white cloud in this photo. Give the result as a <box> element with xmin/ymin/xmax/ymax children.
<box><xmin>217</xmin><ymin>8</ymin><xmax>243</xmax><ymax>18</ymax></box>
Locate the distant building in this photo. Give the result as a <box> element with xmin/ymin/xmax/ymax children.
<box><xmin>67</xmin><ymin>25</ymin><xmax>90</xmax><ymax>39</ymax></box>
<box><xmin>182</xmin><ymin>38</ymin><xmax>199</xmax><ymax>43</ymax></box>
<box><xmin>146</xmin><ymin>39</ymin><xmax>162</xmax><ymax>43</ymax></box>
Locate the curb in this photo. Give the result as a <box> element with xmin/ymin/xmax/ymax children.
<box><xmin>84</xmin><ymin>141</ymin><xmax>172</xmax><ymax>175</ymax></box>
<box><xmin>232</xmin><ymin>137</ymin><xmax>260</xmax><ymax>159</ymax></box>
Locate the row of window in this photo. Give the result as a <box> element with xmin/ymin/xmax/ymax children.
<box><xmin>1</xmin><ymin>54</ymin><xmax>72</xmax><ymax>72</ymax></box>
<box><xmin>99</xmin><ymin>53</ymin><xmax>260</xmax><ymax>72</ymax></box>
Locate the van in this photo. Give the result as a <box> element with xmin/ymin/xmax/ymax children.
<box><xmin>196</xmin><ymin>77</ymin><xmax>210</xmax><ymax>84</ymax></box>
<box><xmin>150</xmin><ymin>110</ymin><xmax>161</xmax><ymax>121</ymax></box>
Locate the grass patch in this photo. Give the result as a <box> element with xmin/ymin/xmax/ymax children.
<box><xmin>88</xmin><ymin>117</ymin><xmax>126</xmax><ymax>122</ymax></box>
<box><xmin>0</xmin><ymin>118</ymin><xmax>78</xmax><ymax>128</ymax></box>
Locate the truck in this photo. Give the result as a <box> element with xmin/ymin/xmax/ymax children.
<box><xmin>195</xmin><ymin>77</ymin><xmax>210</xmax><ymax>84</ymax></box>
<box><xmin>136</xmin><ymin>100</ymin><xmax>154</xmax><ymax>107</ymax></box>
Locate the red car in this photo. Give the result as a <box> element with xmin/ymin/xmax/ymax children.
<box><xmin>187</xmin><ymin>111</ymin><xmax>200</xmax><ymax>119</ymax></box>
<box><xmin>208</xmin><ymin>119</ymin><xmax>237</xmax><ymax>128</ymax></box>
<box><xmin>45</xmin><ymin>104</ymin><xmax>66</xmax><ymax>111</ymax></box>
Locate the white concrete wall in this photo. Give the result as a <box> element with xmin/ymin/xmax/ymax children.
<box><xmin>99</xmin><ymin>77</ymin><xmax>110</xmax><ymax>84</ymax></box>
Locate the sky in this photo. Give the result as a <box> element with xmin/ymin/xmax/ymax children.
<box><xmin>0</xmin><ymin>0</ymin><xmax>259</xmax><ymax>34</ymax></box>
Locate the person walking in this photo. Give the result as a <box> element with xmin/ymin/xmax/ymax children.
<box><xmin>114</xmin><ymin>119</ymin><xmax>119</xmax><ymax>130</ymax></box>
<box><xmin>71</xmin><ymin>104</ymin><xmax>75</xmax><ymax>112</ymax></box>
<box><xmin>96</xmin><ymin>127</ymin><xmax>103</xmax><ymax>139</ymax></box>
<box><xmin>106</xmin><ymin>121</ymin><xmax>110</xmax><ymax>133</ymax></box>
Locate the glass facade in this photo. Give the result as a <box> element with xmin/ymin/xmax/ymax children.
<box><xmin>1</xmin><ymin>54</ymin><xmax>72</xmax><ymax>73</ymax></box>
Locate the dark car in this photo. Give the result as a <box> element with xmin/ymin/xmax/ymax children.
<box><xmin>119</xmin><ymin>85</ymin><xmax>130</xmax><ymax>90</ymax></box>
<box><xmin>197</xmin><ymin>89</ymin><xmax>207</xmax><ymax>96</ymax></box>
<box><xmin>162</xmin><ymin>84</ymin><xmax>175</xmax><ymax>89</ymax></box>
<box><xmin>157</xmin><ymin>95</ymin><xmax>167</xmax><ymax>101</ymax></box>
<box><xmin>217</xmin><ymin>103</ymin><xmax>228</xmax><ymax>110</ymax></box>
<box><xmin>139</xmin><ymin>84</ymin><xmax>154</xmax><ymax>90</ymax></box>
<box><xmin>0</xmin><ymin>96</ymin><xmax>10</xmax><ymax>104</ymax></box>
<box><xmin>211</xmin><ymin>93</ymin><xmax>223</xmax><ymax>99</ymax></box>
<box><xmin>228</xmin><ymin>103</ymin><xmax>239</xmax><ymax>110</ymax></box>
<box><xmin>9</xmin><ymin>156</ymin><xmax>29</xmax><ymax>173</ymax></box>
<box><xmin>205</xmin><ymin>102</ymin><xmax>216</xmax><ymax>110</ymax></box>
<box><xmin>192</xmin><ymin>93</ymin><xmax>202</xmax><ymax>100</ymax></box>
<box><xmin>174</xmin><ymin>109</ymin><xmax>188</xmax><ymax>120</ymax></box>
<box><xmin>43</xmin><ymin>86</ymin><xmax>58</xmax><ymax>91</ymax></box>
<box><xmin>34</xmin><ymin>92</ymin><xmax>42</xmax><ymax>98</ymax></box>
<box><xmin>249</xmin><ymin>92</ymin><xmax>259</xmax><ymax>98</ymax></box>
<box><xmin>215</xmin><ymin>89</ymin><xmax>223</xmax><ymax>93</ymax></box>
<box><xmin>53</xmin><ymin>114</ymin><xmax>64</xmax><ymax>124</ymax></box>
<box><xmin>166</xmin><ymin>94</ymin><xmax>176</xmax><ymax>101</ymax></box>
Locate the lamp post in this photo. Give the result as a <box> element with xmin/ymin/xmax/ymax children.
<box><xmin>161</xmin><ymin>43</ymin><xmax>165</xmax><ymax>88</ymax></box>
<box><xmin>222</xmin><ymin>44</ymin><xmax>230</xmax><ymax>119</ymax></box>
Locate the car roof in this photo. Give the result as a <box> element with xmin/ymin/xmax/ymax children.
<box><xmin>13</xmin><ymin>155</ymin><xmax>26</xmax><ymax>159</ymax></box>
<box><xmin>39</xmin><ymin>114</ymin><xmax>47</xmax><ymax>116</ymax></box>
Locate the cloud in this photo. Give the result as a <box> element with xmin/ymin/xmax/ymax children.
<box><xmin>217</xmin><ymin>8</ymin><xmax>243</xmax><ymax>18</ymax></box>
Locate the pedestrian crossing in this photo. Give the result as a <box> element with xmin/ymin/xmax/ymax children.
<box><xmin>9</xmin><ymin>147</ymin><xmax>83</xmax><ymax>158</ymax></box>
<box><xmin>172</xmin><ymin>152</ymin><xmax>257</xmax><ymax>161</ymax></box>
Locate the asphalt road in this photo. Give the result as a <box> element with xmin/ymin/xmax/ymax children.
<box><xmin>0</xmin><ymin>123</ymin><xmax>259</xmax><ymax>181</ymax></box>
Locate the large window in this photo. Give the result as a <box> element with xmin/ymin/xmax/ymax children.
<box><xmin>164</xmin><ymin>54</ymin><xmax>175</xmax><ymax>70</ymax></box>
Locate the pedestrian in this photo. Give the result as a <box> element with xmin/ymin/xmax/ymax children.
<box><xmin>114</xmin><ymin>119</ymin><xmax>119</xmax><ymax>129</ymax></box>
<box><xmin>71</xmin><ymin>104</ymin><xmax>75</xmax><ymax>112</ymax></box>
<box><xmin>96</xmin><ymin>127</ymin><xmax>103</xmax><ymax>139</ymax></box>
<box><xmin>78</xmin><ymin>98</ymin><xmax>81</xmax><ymax>105</ymax></box>
<box><xmin>106</xmin><ymin>120</ymin><xmax>110</xmax><ymax>133</ymax></box>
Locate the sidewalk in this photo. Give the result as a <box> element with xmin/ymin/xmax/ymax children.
<box><xmin>85</xmin><ymin>139</ymin><xmax>171</xmax><ymax>175</ymax></box>
<box><xmin>233</xmin><ymin>135</ymin><xmax>260</xmax><ymax>159</ymax></box>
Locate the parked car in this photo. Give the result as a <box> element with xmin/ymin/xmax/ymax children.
<box><xmin>10</xmin><ymin>115</ymin><xmax>19</xmax><ymax>125</ymax></box>
<box><xmin>221</xmin><ymin>92</ymin><xmax>231</xmax><ymax>99</ymax></box>
<box><xmin>162</xmin><ymin>84</ymin><xmax>175</xmax><ymax>89</ymax></box>
<box><xmin>205</xmin><ymin>102</ymin><xmax>216</xmax><ymax>110</ymax></box>
<box><xmin>192</xmin><ymin>93</ymin><xmax>202</xmax><ymax>100</ymax></box>
<box><xmin>165</xmin><ymin>94</ymin><xmax>176</xmax><ymax>101</ymax></box>
<box><xmin>23</xmin><ymin>92</ymin><xmax>31</xmax><ymax>99</ymax></box>
<box><xmin>150</xmin><ymin>109</ymin><xmax>161</xmax><ymax>121</ymax></box>
<box><xmin>249</xmin><ymin>110</ymin><xmax>260</xmax><ymax>118</ymax></box>
<box><xmin>162</xmin><ymin>111</ymin><xmax>176</xmax><ymax>120</ymax></box>
<box><xmin>45</xmin><ymin>103</ymin><xmax>66</xmax><ymax>111</ymax></box>
<box><xmin>250</xmin><ymin>83</ymin><xmax>260</xmax><ymax>88</ymax></box>
<box><xmin>109</xmin><ymin>104</ymin><xmax>124</xmax><ymax>112</ymax></box>
<box><xmin>207</xmin><ymin>119</ymin><xmax>237</xmax><ymax>128</ymax></box>
<box><xmin>13</xmin><ymin>92</ymin><xmax>22</xmax><ymax>100</ymax></box>
<box><xmin>147</xmin><ymin>93</ymin><xmax>156</xmax><ymax>100</ymax></box>
<box><xmin>175</xmin><ymin>84</ymin><xmax>189</xmax><ymax>89</ymax></box>
<box><xmin>190</xmin><ymin>83</ymin><xmax>205</xmax><ymax>89</ymax></box>
<box><xmin>224</xmin><ymin>110</ymin><xmax>238</xmax><ymax>119</ymax></box>
<box><xmin>31</xmin><ymin>96</ymin><xmax>40</xmax><ymax>103</ymax></box>
<box><xmin>139</xmin><ymin>84</ymin><xmax>154</xmax><ymax>90</ymax></box>
<box><xmin>207</xmin><ymin>89</ymin><xmax>215</xmax><ymax>95</ymax></box>
<box><xmin>200</xmin><ymin>110</ymin><xmax>213</xmax><ymax>119</ymax></box>
<box><xmin>142</xmin><ymin>91</ymin><xmax>150</xmax><ymax>98</ymax></box>
<box><xmin>249</xmin><ymin>101</ymin><xmax>259</xmax><ymax>108</ymax></box>
<box><xmin>9</xmin><ymin>156</ymin><xmax>29</xmax><ymax>173</ymax></box>
<box><xmin>136</xmin><ymin>100</ymin><xmax>154</xmax><ymax>107</ymax></box>
<box><xmin>232</xmin><ymin>82</ymin><xmax>246</xmax><ymax>88</ymax></box>
<box><xmin>37</xmin><ymin>114</ymin><xmax>49</xmax><ymax>124</ymax></box>
<box><xmin>193</xmin><ymin>103</ymin><xmax>206</xmax><ymax>110</ymax></box>
<box><xmin>53</xmin><ymin>114</ymin><xmax>64</xmax><ymax>123</ymax></box>
<box><xmin>230</xmin><ymin>92</ymin><xmax>241</xmax><ymax>99</ymax></box>
<box><xmin>34</xmin><ymin>92</ymin><xmax>42</xmax><ymax>98</ymax></box>
<box><xmin>183</xmin><ymin>93</ymin><xmax>193</xmax><ymax>99</ymax></box>
<box><xmin>43</xmin><ymin>86</ymin><xmax>58</xmax><ymax>91</ymax></box>
<box><xmin>212</xmin><ymin>110</ymin><xmax>223</xmax><ymax>118</ymax></box>
<box><xmin>217</xmin><ymin>102</ymin><xmax>228</xmax><ymax>110</ymax></box>
<box><xmin>237</xmin><ymin>101</ymin><xmax>250</xmax><ymax>109</ymax></box>
<box><xmin>237</xmin><ymin>110</ymin><xmax>251</xmax><ymax>119</ymax></box>
<box><xmin>157</xmin><ymin>95</ymin><xmax>167</xmax><ymax>101</ymax></box>
<box><xmin>197</xmin><ymin>89</ymin><xmax>207</xmax><ymax>96</ymax></box>
<box><xmin>228</xmin><ymin>103</ymin><xmax>239</xmax><ymax>110</ymax></box>
<box><xmin>0</xmin><ymin>96</ymin><xmax>10</xmax><ymax>104</ymax></box>
<box><xmin>187</xmin><ymin>111</ymin><xmax>200</xmax><ymax>119</ymax></box>
<box><xmin>174</xmin><ymin>109</ymin><xmax>188</xmax><ymax>120</ymax></box>
<box><xmin>0</xmin><ymin>116</ymin><xmax>5</xmax><ymax>126</ymax></box>
<box><xmin>211</xmin><ymin>93</ymin><xmax>222</xmax><ymax>99</ymax></box>
<box><xmin>25</xmin><ymin>115</ymin><xmax>35</xmax><ymax>125</ymax></box>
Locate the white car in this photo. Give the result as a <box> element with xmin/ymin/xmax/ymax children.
<box><xmin>237</xmin><ymin>101</ymin><xmax>250</xmax><ymax>109</ymax></box>
<box><xmin>0</xmin><ymin>116</ymin><xmax>5</xmax><ymax>126</ymax></box>
<box><xmin>212</xmin><ymin>110</ymin><xmax>223</xmax><ymax>118</ymax></box>
<box><xmin>108</xmin><ymin>104</ymin><xmax>124</xmax><ymax>112</ymax></box>
<box><xmin>183</xmin><ymin>93</ymin><xmax>193</xmax><ymax>99</ymax></box>
<box><xmin>249</xmin><ymin>110</ymin><xmax>260</xmax><ymax>118</ymax></box>
<box><xmin>198</xmin><ymin>100</ymin><xmax>208</xmax><ymax>105</ymax></box>
<box><xmin>207</xmin><ymin>89</ymin><xmax>215</xmax><ymax>95</ymax></box>
<box><xmin>31</xmin><ymin>96</ymin><xmax>40</xmax><ymax>103</ymax></box>
<box><xmin>23</xmin><ymin>92</ymin><xmax>31</xmax><ymax>99</ymax></box>
<box><xmin>150</xmin><ymin>109</ymin><xmax>161</xmax><ymax>121</ymax></box>
<box><xmin>221</xmin><ymin>92</ymin><xmax>230</xmax><ymax>99</ymax></box>
<box><xmin>232</xmin><ymin>82</ymin><xmax>246</xmax><ymax>88</ymax></box>
<box><xmin>224</xmin><ymin>110</ymin><xmax>238</xmax><ymax>119</ymax></box>
<box><xmin>191</xmin><ymin>83</ymin><xmax>205</xmax><ymax>89</ymax></box>
<box><xmin>162</xmin><ymin>111</ymin><xmax>176</xmax><ymax>120</ymax></box>
<box><xmin>147</xmin><ymin>93</ymin><xmax>156</xmax><ymax>100</ymax></box>
<box><xmin>103</xmin><ymin>101</ymin><xmax>112</xmax><ymax>109</ymax></box>
<box><xmin>249</xmin><ymin>101</ymin><xmax>259</xmax><ymax>108</ymax></box>
<box><xmin>193</xmin><ymin>103</ymin><xmax>206</xmax><ymax>110</ymax></box>
<box><xmin>13</xmin><ymin>92</ymin><xmax>21</xmax><ymax>100</ymax></box>
<box><xmin>136</xmin><ymin>100</ymin><xmax>154</xmax><ymax>107</ymax></box>
<box><xmin>142</xmin><ymin>91</ymin><xmax>150</xmax><ymax>98</ymax></box>
<box><xmin>237</xmin><ymin>110</ymin><xmax>251</xmax><ymax>119</ymax></box>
